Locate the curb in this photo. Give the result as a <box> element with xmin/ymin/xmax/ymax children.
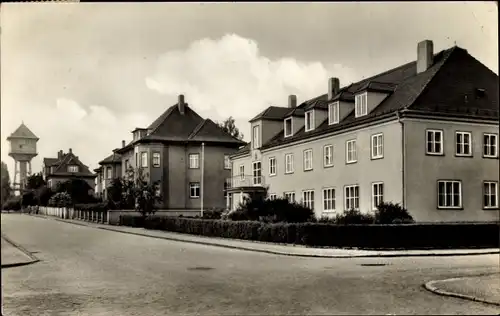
<box><xmin>423</xmin><ymin>275</ymin><xmax>500</xmax><ymax>306</ymax></box>
<box><xmin>1</xmin><ymin>234</ymin><xmax>40</xmax><ymax>269</ymax></box>
<box><xmin>31</xmin><ymin>215</ymin><xmax>500</xmax><ymax>259</ymax></box>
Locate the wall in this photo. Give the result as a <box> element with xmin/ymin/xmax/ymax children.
<box><xmin>404</xmin><ymin>118</ymin><xmax>500</xmax><ymax>222</ymax></box>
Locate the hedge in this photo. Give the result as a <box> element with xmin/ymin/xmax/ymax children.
<box><xmin>74</xmin><ymin>203</ymin><xmax>108</xmax><ymax>211</ymax></box>
<box><xmin>119</xmin><ymin>215</ymin><xmax>500</xmax><ymax>249</ymax></box>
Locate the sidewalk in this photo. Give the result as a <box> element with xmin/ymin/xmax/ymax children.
<box><xmin>425</xmin><ymin>274</ymin><xmax>500</xmax><ymax>306</ymax></box>
<box><xmin>1</xmin><ymin>235</ymin><xmax>39</xmax><ymax>268</ymax></box>
<box><xmin>32</xmin><ymin>214</ymin><xmax>500</xmax><ymax>258</ymax></box>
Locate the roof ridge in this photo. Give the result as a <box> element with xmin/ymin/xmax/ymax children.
<box><xmin>148</xmin><ymin>105</ymin><xmax>177</xmax><ymax>135</ymax></box>
<box><xmin>188</xmin><ymin>119</ymin><xmax>208</xmax><ymax>140</ymax></box>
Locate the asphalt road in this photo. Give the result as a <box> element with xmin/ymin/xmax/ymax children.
<box><xmin>1</xmin><ymin>214</ymin><xmax>499</xmax><ymax>316</ymax></box>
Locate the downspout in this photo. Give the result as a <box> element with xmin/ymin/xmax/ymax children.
<box><xmin>201</xmin><ymin>142</ymin><xmax>205</xmax><ymax>217</ymax></box>
<box><xmin>396</xmin><ymin>110</ymin><xmax>406</xmax><ymax>208</ymax></box>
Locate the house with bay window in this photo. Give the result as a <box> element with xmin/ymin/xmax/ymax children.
<box><xmin>228</xmin><ymin>40</ymin><xmax>499</xmax><ymax>222</ymax></box>
<box><xmin>113</xmin><ymin>95</ymin><xmax>245</xmax><ymax>210</ymax></box>
<box><xmin>94</xmin><ymin>151</ymin><xmax>122</xmax><ymax>200</ymax></box>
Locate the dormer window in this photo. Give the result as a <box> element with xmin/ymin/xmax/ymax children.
<box><xmin>355</xmin><ymin>92</ymin><xmax>368</xmax><ymax>117</ymax></box>
<box><xmin>305</xmin><ymin>110</ymin><xmax>314</xmax><ymax>132</ymax></box>
<box><xmin>68</xmin><ymin>165</ymin><xmax>79</xmax><ymax>173</ymax></box>
<box><xmin>252</xmin><ymin>125</ymin><xmax>261</xmax><ymax>149</ymax></box>
<box><xmin>284</xmin><ymin>118</ymin><xmax>293</xmax><ymax>137</ymax></box>
<box><xmin>328</xmin><ymin>102</ymin><xmax>339</xmax><ymax>125</ymax></box>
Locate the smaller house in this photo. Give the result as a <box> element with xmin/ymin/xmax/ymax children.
<box><xmin>43</xmin><ymin>148</ymin><xmax>97</xmax><ymax>192</ymax></box>
<box><xmin>94</xmin><ymin>148</ymin><xmax>123</xmax><ymax>200</ymax></box>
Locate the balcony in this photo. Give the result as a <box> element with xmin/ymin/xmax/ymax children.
<box><xmin>225</xmin><ymin>175</ymin><xmax>266</xmax><ymax>193</ymax></box>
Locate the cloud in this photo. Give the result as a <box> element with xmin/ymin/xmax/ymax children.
<box><xmin>146</xmin><ymin>33</ymin><xmax>358</xmax><ymax>137</ymax></box>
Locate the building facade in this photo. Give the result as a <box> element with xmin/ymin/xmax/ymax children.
<box><xmin>94</xmin><ymin>151</ymin><xmax>122</xmax><ymax>200</ymax></box>
<box><xmin>229</xmin><ymin>40</ymin><xmax>499</xmax><ymax>222</ymax></box>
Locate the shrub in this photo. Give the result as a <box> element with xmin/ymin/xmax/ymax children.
<box><xmin>202</xmin><ymin>208</ymin><xmax>224</xmax><ymax>220</ymax></box>
<box><xmin>74</xmin><ymin>202</ymin><xmax>108</xmax><ymax>212</ymax></box>
<box><xmin>35</xmin><ymin>186</ymin><xmax>54</xmax><ymax>206</ymax></box>
<box><xmin>374</xmin><ymin>202</ymin><xmax>415</xmax><ymax>224</ymax></box>
<box><xmin>48</xmin><ymin>192</ymin><xmax>72</xmax><ymax>207</ymax></box>
<box><xmin>335</xmin><ymin>209</ymin><xmax>375</xmax><ymax>225</ymax></box>
<box><xmin>2</xmin><ymin>196</ymin><xmax>21</xmax><ymax>211</ymax></box>
<box><xmin>234</xmin><ymin>196</ymin><xmax>314</xmax><ymax>223</ymax></box>
<box><xmin>21</xmin><ymin>190</ymin><xmax>37</xmax><ymax>207</ymax></box>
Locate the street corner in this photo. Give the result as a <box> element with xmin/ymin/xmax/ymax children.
<box><xmin>424</xmin><ymin>273</ymin><xmax>500</xmax><ymax>306</ymax></box>
<box><xmin>1</xmin><ymin>235</ymin><xmax>40</xmax><ymax>269</ymax></box>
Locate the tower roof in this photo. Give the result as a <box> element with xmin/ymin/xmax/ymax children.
<box><xmin>7</xmin><ymin>123</ymin><xmax>39</xmax><ymax>140</ymax></box>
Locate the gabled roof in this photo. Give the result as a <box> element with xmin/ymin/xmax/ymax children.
<box><xmin>98</xmin><ymin>153</ymin><xmax>122</xmax><ymax>165</ymax></box>
<box><xmin>44</xmin><ymin>151</ymin><xmax>95</xmax><ymax>178</ymax></box>
<box><xmin>249</xmin><ymin>106</ymin><xmax>294</xmax><ymax>122</ymax></box>
<box><xmin>258</xmin><ymin>46</ymin><xmax>498</xmax><ymax>151</ymax></box>
<box><xmin>43</xmin><ymin>158</ymin><xmax>59</xmax><ymax>167</ymax></box>
<box><xmin>7</xmin><ymin>123</ymin><xmax>39</xmax><ymax>140</ymax></box>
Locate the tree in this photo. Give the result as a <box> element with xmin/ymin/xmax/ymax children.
<box><xmin>217</xmin><ymin>116</ymin><xmax>244</xmax><ymax>140</ymax></box>
<box><xmin>1</xmin><ymin>161</ymin><xmax>12</xmax><ymax>205</ymax></box>
<box><xmin>122</xmin><ymin>167</ymin><xmax>162</xmax><ymax>217</ymax></box>
<box><xmin>26</xmin><ymin>172</ymin><xmax>45</xmax><ymax>190</ymax></box>
<box><xmin>55</xmin><ymin>178</ymin><xmax>95</xmax><ymax>204</ymax></box>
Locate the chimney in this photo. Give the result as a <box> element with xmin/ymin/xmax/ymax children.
<box><xmin>328</xmin><ymin>77</ymin><xmax>340</xmax><ymax>100</ymax></box>
<box><xmin>288</xmin><ymin>95</ymin><xmax>297</xmax><ymax>108</ymax></box>
<box><xmin>58</xmin><ymin>150</ymin><xmax>62</xmax><ymax>159</ymax></box>
<box><xmin>417</xmin><ymin>40</ymin><xmax>434</xmax><ymax>74</ymax></box>
<box><xmin>122</xmin><ymin>140</ymin><xmax>126</xmax><ymax>148</ymax></box>
<box><xmin>69</xmin><ymin>148</ymin><xmax>72</xmax><ymax>154</ymax></box>
<box><xmin>178</xmin><ymin>94</ymin><xmax>185</xmax><ymax>115</ymax></box>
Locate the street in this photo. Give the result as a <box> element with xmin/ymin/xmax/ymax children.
<box><xmin>1</xmin><ymin>214</ymin><xmax>499</xmax><ymax>316</ymax></box>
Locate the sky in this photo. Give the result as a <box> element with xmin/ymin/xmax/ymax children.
<box><xmin>1</xmin><ymin>2</ymin><xmax>498</xmax><ymax>179</ymax></box>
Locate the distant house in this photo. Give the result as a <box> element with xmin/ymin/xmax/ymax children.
<box><xmin>43</xmin><ymin>149</ymin><xmax>97</xmax><ymax>192</ymax></box>
<box><xmin>114</xmin><ymin>95</ymin><xmax>246</xmax><ymax>210</ymax></box>
<box><xmin>94</xmin><ymin>151</ymin><xmax>122</xmax><ymax>200</ymax></box>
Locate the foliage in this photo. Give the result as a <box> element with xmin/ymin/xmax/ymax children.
<box><xmin>121</xmin><ymin>167</ymin><xmax>162</xmax><ymax>217</ymax></box>
<box><xmin>334</xmin><ymin>209</ymin><xmax>375</xmax><ymax>225</ymax></box>
<box><xmin>374</xmin><ymin>202</ymin><xmax>415</xmax><ymax>224</ymax></box>
<box><xmin>202</xmin><ymin>208</ymin><xmax>224</xmax><ymax>220</ymax></box>
<box><xmin>55</xmin><ymin>178</ymin><xmax>96</xmax><ymax>204</ymax></box>
<box><xmin>106</xmin><ymin>177</ymin><xmax>126</xmax><ymax>209</ymax></box>
<box><xmin>216</xmin><ymin>116</ymin><xmax>244</xmax><ymax>140</ymax></box>
<box><xmin>26</xmin><ymin>172</ymin><xmax>45</xmax><ymax>190</ymax></box>
<box><xmin>119</xmin><ymin>215</ymin><xmax>500</xmax><ymax>249</ymax></box>
<box><xmin>1</xmin><ymin>161</ymin><xmax>12</xmax><ymax>205</ymax></box>
<box><xmin>2</xmin><ymin>196</ymin><xmax>21</xmax><ymax>211</ymax></box>
<box><xmin>48</xmin><ymin>192</ymin><xmax>73</xmax><ymax>207</ymax></box>
<box><xmin>34</xmin><ymin>185</ymin><xmax>54</xmax><ymax>206</ymax></box>
<box><xmin>21</xmin><ymin>190</ymin><xmax>37</xmax><ymax>207</ymax></box>
<box><xmin>74</xmin><ymin>202</ymin><xmax>108</xmax><ymax>211</ymax></box>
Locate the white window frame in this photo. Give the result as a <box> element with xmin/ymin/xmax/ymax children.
<box><xmin>437</xmin><ymin>180</ymin><xmax>462</xmax><ymax>209</ymax></box>
<box><xmin>344</xmin><ymin>185</ymin><xmax>360</xmax><ymax>211</ymax></box>
<box><xmin>328</xmin><ymin>102</ymin><xmax>339</xmax><ymax>125</ymax></box>
<box><xmin>141</xmin><ymin>152</ymin><xmax>148</xmax><ymax>168</ymax></box>
<box><xmin>355</xmin><ymin>92</ymin><xmax>368</xmax><ymax>117</ymax></box>
<box><xmin>152</xmin><ymin>152</ymin><xmax>161</xmax><ymax>167</ymax></box>
<box><xmin>302</xmin><ymin>190</ymin><xmax>315</xmax><ymax>210</ymax></box>
<box><xmin>224</xmin><ymin>155</ymin><xmax>231</xmax><ymax>169</ymax></box>
<box><xmin>268</xmin><ymin>157</ymin><xmax>276</xmax><ymax>176</ymax></box>
<box><xmin>239</xmin><ymin>165</ymin><xmax>245</xmax><ymax>180</ymax></box>
<box><xmin>106</xmin><ymin>167</ymin><xmax>112</xmax><ymax>179</ymax></box>
<box><xmin>285</xmin><ymin>153</ymin><xmax>294</xmax><ymax>174</ymax></box>
<box><xmin>372</xmin><ymin>182</ymin><xmax>384</xmax><ymax>210</ymax></box>
<box><xmin>371</xmin><ymin>133</ymin><xmax>384</xmax><ymax>159</ymax></box>
<box><xmin>189</xmin><ymin>182</ymin><xmax>200</xmax><ymax>198</ymax></box>
<box><xmin>483</xmin><ymin>181</ymin><xmax>498</xmax><ymax>209</ymax></box>
<box><xmin>426</xmin><ymin>129</ymin><xmax>444</xmax><ymax>155</ymax></box>
<box><xmin>303</xmin><ymin>149</ymin><xmax>313</xmax><ymax>171</ymax></box>
<box><xmin>305</xmin><ymin>110</ymin><xmax>315</xmax><ymax>132</ymax></box>
<box><xmin>323</xmin><ymin>144</ymin><xmax>333</xmax><ymax>167</ymax></box>
<box><xmin>252</xmin><ymin>125</ymin><xmax>261</xmax><ymax>149</ymax></box>
<box><xmin>455</xmin><ymin>131</ymin><xmax>472</xmax><ymax>157</ymax></box>
<box><xmin>284</xmin><ymin>192</ymin><xmax>295</xmax><ymax>203</ymax></box>
<box><xmin>322</xmin><ymin>188</ymin><xmax>336</xmax><ymax>212</ymax></box>
<box><xmin>189</xmin><ymin>153</ymin><xmax>200</xmax><ymax>169</ymax></box>
<box><xmin>252</xmin><ymin>161</ymin><xmax>262</xmax><ymax>185</ymax></box>
<box><xmin>346</xmin><ymin>139</ymin><xmax>357</xmax><ymax>164</ymax></box>
<box><xmin>268</xmin><ymin>194</ymin><xmax>277</xmax><ymax>200</ymax></box>
<box><xmin>67</xmin><ymin>165</ymin><xmax>79</xmax><ymax>173</ymax></box>
<box><xmin>483</xmin><ymin>133</ymin><xmax>498</xmax><ymax>158</ymax></box>
<box><xmin>284</xmin><ymin>118</ymin><xmax>293</xmax><ymax>138</ymax></box>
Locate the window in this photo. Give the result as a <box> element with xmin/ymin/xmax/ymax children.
<box><xmin>355</xmin><ymin>93</ymin><xmax>368</xmax><ymax>117</ymax></box>
<box><xmin>284</xmin><ymin>118</ymin><xmax>293</xmax><ymax>137</ymax></box>
<box><xmin>189</xmin><ymin>153</ymin><xmax>199</xmax><ymax>169</ymax></box>
<box><xmin>346</xmin><ymin>139</ymin><xmax>357</xmax><ymax>163</ymax></box>
<box><xmin>47</xmin><ymin>179</ymin><xmax>53</xmax><ymax>189</ymax></box>
<box><xmin>135</xmin><ymin>153</ymin><xmax>138</xmax><ymax>167</ymax></box>
<box><xmin>224</xmin><ymin>155</ymin><xmax>231</xmax><ymax>169</ymax></box>
<box><xmin>371</xmin><ymin>133</ymin><xmax>384</xmax><ymax>159</ymax></box>
<box><xmin>252</xmin><ymin>161</ymin><xmax>262</xmax><ymax>185</ymax></box>
<box><xmin>324</xmin><ymin>145</ymin><xmax>333</xmax><ymax>167</ymax></box>
<box><xmin>252</xmin><ymin>125</ymin><xmax>260</xmax><ymax>149</ymax></box>
<box><xmin>106</xmin><ymin>167</ymin><xmax>112</xmax><ymax>179</ymax></box>
<box><xmin>141</xmin><ymin>152</ymin><xmax>148</xmax><ymax>168</ymax></box>
<box><xmin>372</xmin><ymin>182</ymin><xmax>384</xmax><ymax>210</ymax></box>
<box><xmin>239</xmin><ymin>165</ymin><xmax>245</xmax><ymax>180</ymax></box>
<box><xmin>455</xmin><ymin>132</ymin><xmax>472</xmax><ymax>156</ymax></box>
<box><xmin>345</xmin><ymin>185</ymin><xmax>360</xmax><ymax>210</ymax></box>
<box><xmin>189</xmin><ymin>182</ymin><xmax>200</xmax><ymax>198</ymax></box>
<box><xmin>328</xmin><ymin>102</ymin><xmax>339</xmax><ymax>125</ymax></box>
<box><xmin>483</xmin><ymin>133</ymin><xmax>498</xmax><ymax>158</ymax></box>
<box><xmin>437</xmin><ymin>180</ymin><xmax>462</xmax><ymax>209</ymax></box>
<box><xmin>483</xmin><ymin>181</ymin><xmax>498</xmax><ymax>209</ymax></box>
<box><xmin>305</xmin><ymin>110</ymin><xmax>314</xmax><ymax>132</ymax></box>
<box><xmin>303</xmin><ymin>149</ymin><xmax>313</xmax><ymax>171</ymax></box>
<box><xmin>323</xmin><ymin>188</ymin><xmax>336</xmax><ymax>212</ymax></box>
<box><xmin>224</xmin><ymin>181</ymin><xmax>229</xmax><ymax>204</ymax></box>
<box><xmin>51</xmin><ymin>166</ymin><xmax>55</xmax><ymax>173</ymax></box>
<box><xmin>125</xmin><ymin>159</ymin><xmax>129</xmax><ymax>170</ymax></box>
<box><xmin>152</xmin><ymin>152</ymin><xmax>161</xmax><ymax>167</ymax></box>
<box><xmin>302</xmin><ymin>190</ymin><xmax>315</xmax><ymax>210</ymax></box>
<box><xmin>68</xmin><ymin>165</ymin><xmax>79</xmax><ymax>173</ymax></box>
<box><xmin>269</xmin><ymin>157</ymin><xmax>276</xmax><ymax>176</ymax></box>
<box><xmin>285</xmin><ymin>153</ymin><xmax>294</xmax><ymax>174</ymax></box>
<box><xmin>269</xmin><ymin>194</ymin><xmax>277</xmax><ymax>200</ymax></box>
<box><xmin>426</xmin><ymin>130</ymin><xmax>444</xmax><ymax>155</ymax></box>
<box><xmin>284</xmin><ymin>192</ymin><xmax>295</xmax><ymax>203</ymax></box>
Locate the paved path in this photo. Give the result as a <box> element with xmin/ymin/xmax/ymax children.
<box><xmin>2</xmin><ymin>213</ymin><xmax>500</xmax><ymax>315</ymax></box>
<box><xmin>1</xmin><ymin>235</ymin><xmax>39</xmax><ymax>268</ymax></box>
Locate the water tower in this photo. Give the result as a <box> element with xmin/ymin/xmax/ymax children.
<box><xmin>7</xmin><ymin>122</ymin><xmax>39</xmax><ymax>195</ymax></box>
